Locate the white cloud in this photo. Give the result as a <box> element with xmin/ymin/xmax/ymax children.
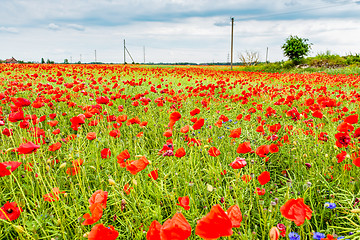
<box><xmin>48</xmin><ymin>23</ymin><xmax>60</xmax><ymax>31</ymax></box>
<box><xmin>67</xmin><ymin>24</ymin><xmax>85</xmax><ymax>31</ymax></box>
<box><xmin>0</xmin><ymin>26</ymin><xmax>18</xmax><ymax>33</ymax></box>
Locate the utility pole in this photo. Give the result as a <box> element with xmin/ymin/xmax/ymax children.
<box><xmin>266</xmin><ymin>47</ymin><xmax>269</xmax><ymax>63</ymax></box>
<box><xmin>95</xmin><ymin>50</ymin><xmax>97</xmax><ymax>63</ymax></box>
<box><xmin>124</xmin><ymin>39</ymin><xmax>126</xmax><ymax>64</ymax></box>
<box><xmin>230</xmin><ymin>17</ymin><xmax>234</xmax><ymax>70</ymax></box>
<box><xmin>143</xmin><ymin>46</ymin><xmax>145</xmax><ymax>64</ymax></box>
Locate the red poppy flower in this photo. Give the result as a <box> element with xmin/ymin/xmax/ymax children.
<box><xmin>190</xmin><ymin>108</ymin><xmax>200</xmax><ymax>116</ymax></box>
<box><xmin>208</xmin><ymin>147</ymin><xmax>220</xmax><ymax>157</ymax></box>
<box><xmin>336</xmin><ymin>151</ymin><xmax>347</xmax><ymax>163</ymax></box>
<box><xmin>117</xmin><ymin>149</ymin><xmax>131</xmax><ymax>168</ymax></box>
<box><xmin>169</xmin><ymin>111</ymin><xmax>182</xmax><ymax>128</ymax></box>
<box><xmin>123</xmin><ymin>183</ymin><xmax>133</xmax><ymax>195</ymax></box>
<box><xmin>146</xmin><ymin>220</ymin><xmax>162</xmax><ymax>240</ymax></box>
<box><xmin>148</xmin><ymin>169</ymin><xmax>159</xmax><ymax>180</ymax></box>
<box><xmin>8</xmin><ymin>111</ymin><xmax>25</xmax><ymax>122</ymax></box>
<box><xmin>312</xmin><ymin>110</ymin><xmax>323</xmax><ymax>119</ymax></box>
<box><xmin>229</xmin><ymin>157</ymin><xmax>247</xmax><ymax>169</ymax></box>
<box><xmin>258</xmin><ymin>171</ymin><xmax>270</xmax><ymax>185</ymax></box>
<box><xmin>2</xmin><ymin>128</ymin><xmax>13</xmax><ymax>136</ymax></box>
<box><xmin>52</xmin><ymin>129</ymin><xmax>60</xmax><ymax>135</ymax></box>
<box><xmin>109</xmin><ymin>129</ymin><xmax>121</xmax><ymax>138</ymax></box>
<box><xmin>176</xmin><ymin>196</ymin><xmax>190</xmax><ymax>210</ymax></box>
<box><xmin>163</xmin><ymin>129</ymin><xmax>173</xmax><ymax>138</ymax></box>
<box><xmin>82</xmin><ymin>203</ymin><xmax>104</xmax><ymax>225</ymax></box>
<box><xmin>117</xmin><ymin>114</ymin><xmax>128</xmax><ymax>123</ymax></box>
<box><xmin>254</xmin><ymin>187</ymin><xmax>266</xmax><ymax>195</ymax></box>
<box><xmin>237</xmin><ymin>142</ymin><xmax>252</xmax><ymax>154</ymax></box>
<box><xmin>195</xmin><ymin>204</ymin><xmax>233</xmax><ymax>239</ymax></box>
<box><xmin>47</xmin><ymin>120</ymin><xmax>59</xmax><ymax>127</ymax></box>
<box><xmin>17</xmin><ymin>141</ymin><xmax>40</xmax><ymax>154</ymax></box>
<box><xmin>256</xmin><ymin>145</ymin><xmax>270</xmax><ymax>158</ymax></box>
<box><xmin>160</xmin><ymin>212</ymin><xmax>192</xmax><ymax>240</ymax></box>
<box><xmin>0</xmin><ymin>161</ymin><xmax>22</xmax><ymax>177</ymax></box>
<box><xmin>126</xmin><ymin>156</ymin><xmax>149</xmax><ymax>175</ymax></box>
<box><xmin>66</xmin><ymin>166</ymin><xmax>81</xmax><ymax>175</ymax></box>
<box><xmin>269</xmin><ymin>144</ymin><xmax>279</xmax><ymax>153</ymax></box>
<box><xmin>192</xmin><ymin>118</ymin><xmax>204</xmax><ymax>130</ymax></box>
<box><xmin>48</xmin><ymin>142</ymin><xmax>62</xmax><ymax>152</ymax></box>
<box><xmin>229</xmin><ymin>128</ymin><xmax>242</xmax><ymax>138</ymax></box>
<box><xmin>353</xmin><ymin>157</ymin><xmax>360</xmax><ymax>167</ymax></box>
<box><xmin>242</xmin><ymin>174</ymin><xmax>252</xmax><ymax>183</ymax></box>
<box><xmin>89</xmin><ymin>190</ymin><xmax>108</xmax><ymax>208</ymax></box>
<box><xmin>280</xmin><ymin>198</ymin><xmax>312</xmax><ymax>226</ymax></box>
<box><xmin>337</xmin><ymin>122</ymin><xmax>354</xmax><ymax>133</ymax></box>
<box><xmin>96</xmin><ymin>96</ymin><xmax>110</xmax><ymax>105</ymax></box>
<box><xmin>88</xmin><ymin>224</ymin><xmax>119</xmax><ymax>240</ymax></box>
<box><xmin>180</xmin><ymin>125</ymin><xmax>189</xmax><ymax>133</ymax></box>
<box><xmin>12</xmin><ymin>97</ymin><xmax>31</xmax><ymax>107</ymax></box>
<box><xmin>344</xmin><ymin>114</ymin><xmax>358</xmax><ymax>124</ymax></box>
<box><xmin>101</xmin><ymin>148</ymin><xmax>111</xmax><ymax>159</ymax></box>
<box><xmin>227</xmin><ymin>205</ymin><xmax>242</xmax><ymax>228</ymax></box>
<box><xmin>175</xmin><ymin>147</ymin><xmax>186</xmax><ymax>158</ymax></box>
<box><xmin>335</xmin><ymin>132</ymin><xmax>351</xmax><ymax>148</ymax></box>
<box><xmin>0</xmin><ymin>202</ymin><xmax>23</xmax><ymax>221</ymax></box>
<box><xmin>87</xmin><ymin>132</ymin><xmax>97</xmax><ymax>140</ymax></box>
<box><xmin>43</xmin><ymin>187</ymin><xmax>66</xmax><ymax>202</ymax></box>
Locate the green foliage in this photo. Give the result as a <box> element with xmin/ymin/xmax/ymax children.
<box><xmin>281</xmin><ymin>35</ymin><xmax>312</xmax><ymax>63</ymax></box>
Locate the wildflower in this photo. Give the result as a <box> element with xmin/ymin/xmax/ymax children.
<box><xmin>0</xmin><ymin>202</ymin><xmax>23</xmax><ymax>221</ymax></box>
<box><xmin>324</xmin><ymin>202</ymin><xmax>336</xmax><ymax>209</ymax></box>
<box><xmin>227</xmin><ymin>205</ymin><xmax>242</xmax><ymax>228</ymax></box>
<box><xmin>229</xmin><ymin>157</ymin><xmax>247</xmax><ymax>169</ymax></box>
<box><xmin>258</xmin><ymin>171</ymin><xmax>270</xmax><ymax>185</ymax></box>
<box><xmin>281</xmin><ymin>198</ymin><xmax>312</xmax><ymax>226</ymax></box>
<box><xmin>269</xmin><ymin>227</ymin><xmax>280</xmax><ymax>240</ymax></box>
<box><xmin>146</xmin><ymin>220</ymin><xmax>162</xmax><ymax>240</ymax></box>
<box><xmin>289</xmin><ymin>232</ymin><xmax>300</xmax><ymax>240</ymax></box>
<box><xmin>195</xmin><ymin>204</ymin><xmax>233</xmax><ymax>239</ymax></box>
<box><xmin>176</xmin><ymin>196</ymin><xmax>190</xmax><ymax>210</ymax></box>
<box><xmin>160</xmin><ymin>212</ymin><xmax>191</xmax><ymax>240</ymax></box>
<box><xmin>148</xmin><ymin>169</ymin><xmax>159</xmax><ymax>180</ymax></box>
<box><xmin>17</xmin><ymin>141</ymin><xmax>40</xmax><ymax>154</ymax></box>
<box><xmin>0</xmin><ymin>161</ymin><xmax>22</xmax><ymax>177</ymax></box>
<box><xmin>88</xmin><ymin>224</ymin><xmax>119</xmax><ymax>240</ymax></box>
<box><xmin>126</xmin><ymin>156</ymin><xmax>149</xmax><ymax>175</ymax></box>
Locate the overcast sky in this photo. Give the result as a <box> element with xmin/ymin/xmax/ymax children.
<box><xmin>1</xmin><ymin>0</ymin><xmax>360</xmax><ymax>64</ymax></box>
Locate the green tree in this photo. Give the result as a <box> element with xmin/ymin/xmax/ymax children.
<box><xmin>282</xmin><ymin>35</ymin><xmax>312</xmax><ymax>63</ymax></box>
<box><xmin>64</xmin><ymin>59</ymin><xmax>69</xmax><ymax>64</ymax></box>
<box><xmin>41</xmin><ymin>58</ymin><xmax>45</xmax><ymax>64</ymax></box>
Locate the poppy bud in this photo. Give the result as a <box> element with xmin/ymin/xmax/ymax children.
<box><xmin>109</xmin><ymin>179</ymin><xmax>116</xmax><ymax>186</ymax></box>
<box><xmin>13</xmin><ymin>225</ymin><xmax>25</xmax><ymax>233</ymax></box>
<box><xmin>59</xmin><ymin>163</ymin><xmax>67</xmax><ymax>169</ymax></box>
<box><xmin>269</xmin><ymin>226</ymin><xmax>280</xmax><ymax>240</ymax></box>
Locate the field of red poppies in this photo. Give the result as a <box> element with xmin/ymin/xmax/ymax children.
<box><xmin>1</xmin><ymin>64</ymin><xmax>360</xmax><ymax>240</ymax></box>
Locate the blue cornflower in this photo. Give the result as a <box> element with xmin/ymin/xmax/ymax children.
<box><xmin>313</xmin><ymin>232</ymin><xmax>326</xmax><ymax>240</ymax></box>
<box><xmin>229</xmin><ymin>119</ymin><xmax>233</xmax><ymax>122</ymax></box>
<box><xmin>289</xmin><ymin>232</ymin><xmax>300</xmax><ymax>240</ymax></box>
<box><xmin>337</xmin><ymin>237</ymin><xmax>349</xmax><ymax>240</ymax></box>
<box><xmin>324</xmin><ymin>202</ymin><xmax>336</xmax><ymax>209</ymax></box>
